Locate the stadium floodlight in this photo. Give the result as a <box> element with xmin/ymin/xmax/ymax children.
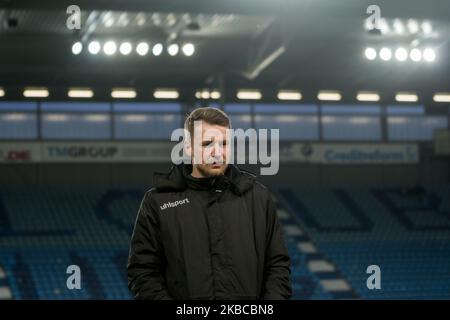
<box><xmin>168</xmin><ymin>44</ymin><xmax>179</xmax><ymax>56</ymax></box>
<box><xmin>103</xmin><ymin>41</ymin><xmax>117</xmax><ymax>55</ymax></box>
<box><xmin>409</xmin><ymin>48</ymin><xmax>422</xmax><ymax>62</ymax></box>
<box><xmin>210</xmin><ymin>91</ymin><xmax>221</xmax><ymax>99</ymax></box>
<box><xmin>88</xmin><ymin>41</ymin><xmax>101</xmax><ymax>55</ymax></box>
<box><xmin>182</xmin><ymin>43</ymin><xmax>195</xmax><ymax>56</ymax></box>
<box><xmin>421</xmin><ymin>21</ymin><xmax>432</xmax><ymax>35</ymax></box>
<box><xmin>136</xmin><ymin>42</ymin><xmax>149</xmax><ymax>56</ymax></box>
<box><xmin>152</xmin><ymin>43</ymin><xmax>163</xmax><ymax>56</ymax></box>
<box><xmin>119</xmin><ymin>42</ymin><xmax>132</xmax><ymax>55</ymax></box>
<box><xmin>72</xmin><ymin>42</ymin><xmax>83</xmax><ymax>55</ymax></box>
<box><xmin>277</xmin><ymin>90</ymin><xmax>302</xmax><ymax>101</ymax></box>
<box><xmin>423</xmin><ymin>48</ymin><xmax>436</xmax><ymax>62</ymax></box>
<box><xmin>393</xmin><ymin>19</ymin><xmax>405</xmax><ymax>34</ymax></box>
<box><xmin>407</xmin><ymin>19</ymin><xmax>419</xmax><ymax>34</ymax></box>
<box><xmin>23</xmin><ymin>87</ymin><xmax>49</xmax><ymax>98</ymax></box>
<box><xmin>237</xmin><ymin>89</ymin><xmax>262</xmax><ymax>100</ymax></box>
<box><xmin>154</xmin><ymin>89</ymin><xmax>179</xmax><ymax>99</ymax></box>
<box><xmin>68</xmin><ymin>88</ymin><xmax>94</xmax><ymax>98</ymax></box>
<box><xmin>364</xmin><ymin>47</ymin><xmax>377</xmax><ymax>60</ymax></box>
<box><xmin>379</xmin><ymin>47</ymin><xmax>392</xmax><ymax>61</ymax></box>
<box><xmin>317</xmin><ymin>90</ymin><xmax>341</xmax><ymax>101</ymax></box>
<box><xmin>356</xmin><ymin>91</ymin><xmax>380</xmax><ymax>102</ymax></box>
<box><xmin>200</xmin><ymin>90</ymin><xmax>210</xmax><ymax>99</ymax></box>
<box><xmin>395</xmin><ymin>92</ymin><xmax>418</xmax><ymax>102</ymax></box>
<box><xmin>433</xmin><ymin>93</ymin><xmax>450</xmax><ymax>103</ymax></box>
<box><xmin>111</xmin><ymin>88</ymin><xmax>137</xmax><ymax>99</ymax></box>
<box><xmin>395</xmin><ymin>48</ymin><xmax>408</xmax><ymax>62</ymax></box>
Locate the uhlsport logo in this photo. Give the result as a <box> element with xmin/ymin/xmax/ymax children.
<box><xmin>160</xmin><ymin>198</ymin><xmax>190</xmax><ymax>211</ymax></box>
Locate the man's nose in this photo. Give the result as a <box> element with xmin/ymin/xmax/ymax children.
<box><xmin>211</xmin><ymin>144</ymin><xmax>224</xmax><ymax>158</ymax></box>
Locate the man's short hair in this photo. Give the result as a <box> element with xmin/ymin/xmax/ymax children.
<box><xmin>184</xmin><ymin>107</ymin><xmax>231</xmax><ymax>138</ymax></box>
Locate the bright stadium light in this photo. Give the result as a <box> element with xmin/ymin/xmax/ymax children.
<box><xmin>119</xmin><ymin>42</ymin><xmax>132</xmax><ymax>55</ymax></box>
<box><xmin>433</xmin><ymin>93</ymin><xmax>450</xmax><ymax>103</ymax></box>
<box><xmin>152</xmin><ymin>43</ymin><xmax>163</xmax><ymax>56</ymax></box>
<box><xmin>364</xmin><ymin>47</ymin><xmax>377</xmax><ymax>60</ymax></box>
<box><xmin>423</xmin><ymin>48</ymin><xmax>436</xmax><ymax>62</ymax></box>
<box><xmin>111</xmin><ymin>89</ymin><xmax>137</xmax><ymax>99</ymax></box>
<box><xmin>421</xmin><ymin>21</ymin><xmax>432</xmax><ymax>35</ymax></box>
<box><xmin>356</xmin><ymin>91</ymin><xmax>380</xmax><ymax>102</ymax></box>
<box><xmin>395</xmin><ymin>92</ymin><xmax>418</xmax><ymax>102</ymax></box>
<box><xmin>154</xmin><ymin>89</ymin><xmax>179</xmax><ymax>99</ymax></box>
<box><xmin>395</xmin><ymin>48</ymin><xmax>408</xmax><ymax>62</ymax></box>
<box><xmin>210</xmin><ymin>91</ymin><xmax>221</xmax><ymax>99</ymax></box>
<box><xmin>68</xmin><ymin>88</ymin><xmax>94</xmax><ymax>98</ymax></box>
<box><xmin>103</xmin><ymin>41</ymin><xmax>117</xmax><ymax>55</ymax></box>
<box><xmin>393</xmin><ymin>19</ymin><xmax>405</xmax><ymax>34</ymax></box>
<box><xmin>136</xmin><ymin>42</ymin><xmax>149</xmax><ymax>56</ymax></box>
<box><xmin>23</xmin><ymin>87</ymin><xmax>49</xmax><ymax>98</ymax></box>
<box><xmin>88</xmin><ymin>41</ymin><xmax>101</xmax><ymax>55</ymax></box>
<box><xmin>277</xmin><ymin>90</ymin><xmax>302</xmax><ymax>101</ymax></box>
<box><xmin>0</xmin><ymin>87</ymin><xmax>4</xmax><ymax>97</ymax></box>
<box><xmin>379</xmin><ymin>47</ymin><xmax>392</xmax><ymax>61</ymax></box>
<box><xmin>182</xmin><ymin>43</ymin><xmax>195</xmax><ymax>56</ymax></box>
<box><xmin>237</xmin><ymin>89</ymin><xmax>262</xmax><ymax>100</ymax></box>
<box><xmin>200</xmin><ymin>90</ymin><xmax>210</xmax><ymax>99</ymax></box>
<box><xmin>72</xmin><ymin>42</ymin><xmax>83</xmax><ymax>55</ymax></box>
<box><xmin>168</xmin><ymin>44</ymin><xmax>179</xmax><ymax>56</ymax></box>
<box><xmin>168</xmin><ymin>43</ymin><xmax>179</xmax><ymax>56</ymax></box>
<box><xmin>410</xmin><ymin>48</ymin><xmax>422</xmax><ymax>62</ymax></box>
<box><xmin>407</xmin><ymin>19</ymin><xmax>419</xmax><ymax>34</ymax></box>
<box><xmin>317</xmin><ymin>90</ymin><xmax>341</xmax><ymax>101</ymax></box>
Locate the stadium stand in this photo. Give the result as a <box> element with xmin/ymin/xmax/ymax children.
<box><xmin>1</xmin><ymin>184</ymin><xmax>449</xmax><ymax>299</ymax></box>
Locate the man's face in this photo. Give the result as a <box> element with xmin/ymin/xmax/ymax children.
<box><xmin>188</xmin><ymin>121</ymin><xmax>230</xmax><ymax>178</ymax></box>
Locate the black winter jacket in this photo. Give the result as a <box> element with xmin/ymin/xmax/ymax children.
<box><xmin>127</xmin><ymin>164</ymin><xmax>292</xmax><ymax>300</ymax></box>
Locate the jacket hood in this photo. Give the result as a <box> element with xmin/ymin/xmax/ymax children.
<box><xmin>153</xmin><ymin>164</ymin><xmax>256</xmax><ymax>196</ymax></box>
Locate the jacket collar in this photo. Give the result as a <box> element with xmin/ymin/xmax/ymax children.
<box><xmin>153</xmin><ymin>163</ymin><xmax>256</xmax><ymax>196</ymax></box>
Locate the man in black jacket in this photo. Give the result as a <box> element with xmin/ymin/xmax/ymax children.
<box><xmin>127</xmin><ymin>107</ymin><xmax>292</xmax><ymax>300</ymax></box>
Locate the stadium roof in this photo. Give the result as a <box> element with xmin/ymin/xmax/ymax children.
<box><xmin>0</xmin><ymin>0</ymin><xmax>449</xmax><ymax>102</ymax></box>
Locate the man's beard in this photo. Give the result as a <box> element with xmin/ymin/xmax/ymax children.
<box><xmin>194</xmin><ymin>163</ymin><xmax>228</xmax><ymax>178</ymax></box>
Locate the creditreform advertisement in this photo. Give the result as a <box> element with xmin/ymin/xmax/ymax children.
<box><xmin>279</xmin><ymin>143</ymin><xmax>419</xmax><ymax>164</ymax></box>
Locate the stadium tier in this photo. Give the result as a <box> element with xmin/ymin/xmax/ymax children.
<box><xmin>1</xmin><ymin>185</ymin><xmax>449</xmax><ymax>299</ymax></box>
